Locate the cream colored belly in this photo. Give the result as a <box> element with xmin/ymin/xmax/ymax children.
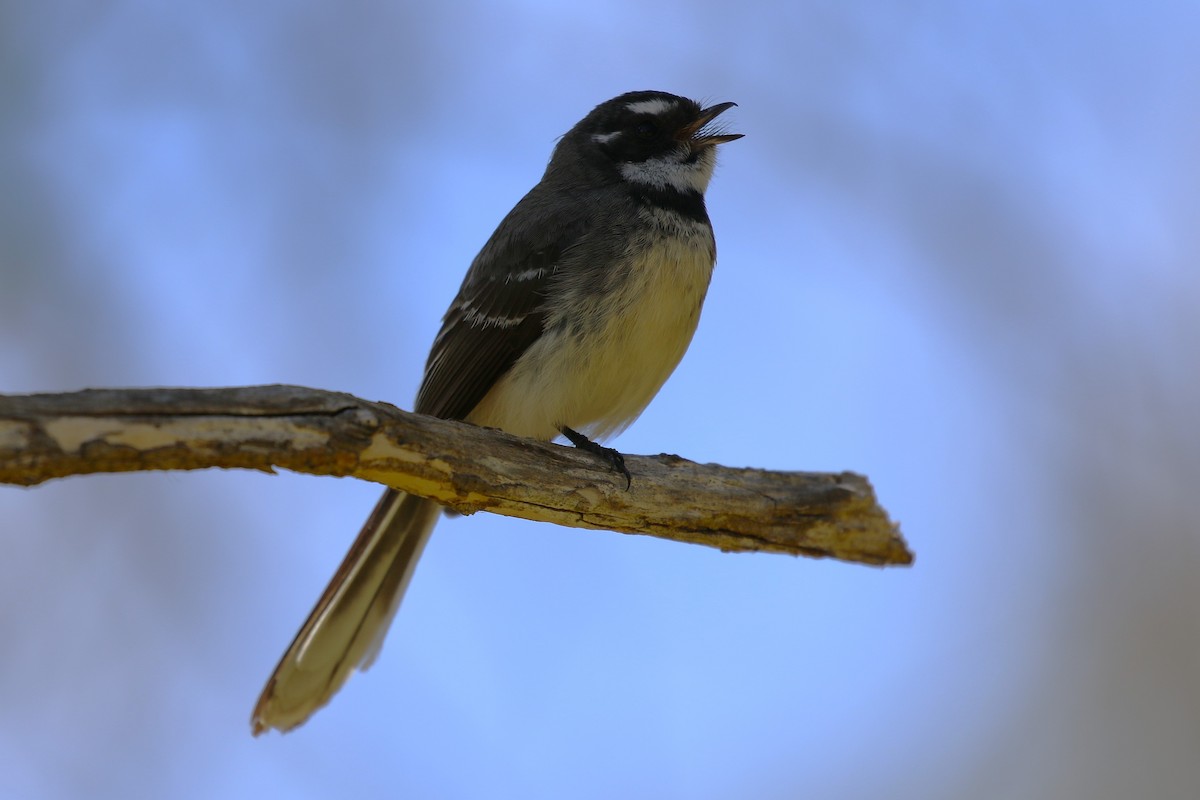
<box><xmin>468</xmin><ymin>235</ymin><xmax>714</xmax><ymax>441</ymax></box>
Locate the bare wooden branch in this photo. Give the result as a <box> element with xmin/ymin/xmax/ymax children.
<box><xmin>0</xmin><ymin>385</ymin><xmax>912</xmax><ymax>566</ymax></box>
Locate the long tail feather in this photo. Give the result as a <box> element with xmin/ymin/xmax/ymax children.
<box><xmin>251</xmin><ymin>490</ymin><xmax>439</xmax><ymax>734</ymax></box>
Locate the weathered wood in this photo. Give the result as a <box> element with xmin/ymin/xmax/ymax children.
<box><xmin>0</xmin><ymin>385</ymin><xmax>912</xmax><ymax>566</ymax></box>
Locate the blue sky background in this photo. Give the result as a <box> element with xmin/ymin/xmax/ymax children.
<box><xmin>3</xmin><ymin>2</ymin><xmax>1199</xmax><ymax>798</ymax></box>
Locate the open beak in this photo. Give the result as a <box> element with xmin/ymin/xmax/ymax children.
<box><xmin>677</xmin><ymin>101</ymin><xmax>744</xmax><ymax>148</ymax></box>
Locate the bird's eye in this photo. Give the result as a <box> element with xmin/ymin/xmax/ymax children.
<box><xmin>634</xmin><ymin>120</ymin><xmax>657</xmax><ymax>139</ymax></box>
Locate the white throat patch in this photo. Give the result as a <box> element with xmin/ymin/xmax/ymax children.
<box><xmin>618</xmin><ymin>147</ymin><xmax>716</xmax><ymax>194</ymax></box>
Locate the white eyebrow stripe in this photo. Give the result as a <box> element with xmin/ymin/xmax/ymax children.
<box><xmin>625</xmin><ymin>98</ymin><xmax>675</xmax><ymax>116</ymax></box>
<box><xmin>591</xmin><ymin>131</ymin><xmax>621</xmax><ymax>144</ymax></box>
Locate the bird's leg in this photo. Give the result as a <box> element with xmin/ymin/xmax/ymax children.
<box><xmin>560</xmin><ymin>426</ymin><xmax>632</xmax><ymax>489</ymax></box>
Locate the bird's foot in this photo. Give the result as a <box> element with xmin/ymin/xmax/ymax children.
<box><xmin>560</xmin><ymin>426</ymin><xmax>632</xmax><ymax>489</ymax></box>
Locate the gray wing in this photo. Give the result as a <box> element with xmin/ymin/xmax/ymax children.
<box><xmin>414</xmin><ymin>191</ymin><xmax>591</xmax><ymax>421</ymax></box>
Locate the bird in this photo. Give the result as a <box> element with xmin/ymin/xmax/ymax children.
<box><xmin>251</xmin><ymin>90</ymin><xmax>741</xmax><ymax>734</ymax></box>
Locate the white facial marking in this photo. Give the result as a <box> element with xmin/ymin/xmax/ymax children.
<box><xmin>591</xmin><ymin>131</ymin><xmax>621</xmax><ymax>144</ymax></box>
<box><xmin>618</xmin><ymin>148</ymin><xmax>716</xmax><ymax>194</ymax></box>
<box><xmin>624</xmin><ymin>98</ymin><xmax>675</xmax><ymax>116</ymax></box>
